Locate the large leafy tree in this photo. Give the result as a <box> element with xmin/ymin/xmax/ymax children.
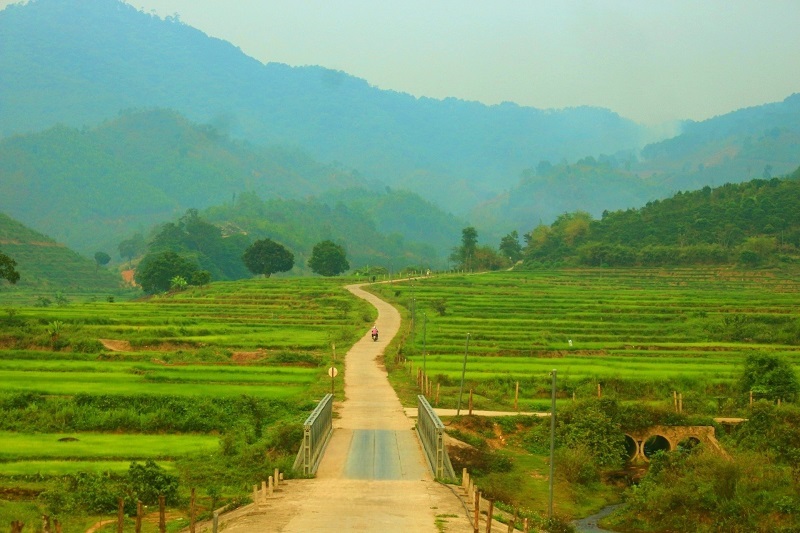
<box><xmin>242</xmin><ymin>238</ymin><xmax>294</xmax><ymax>277</ymax></box>
<box><xmin>94</xmin><ymin>251</ymin><xmax>111</xmax><ymax>271</ymax></box>
<box><xmin>0</xmin><ymin>249</ymin><xmax>20</xmax><ymax>284</ymax></box>
<box><xmin>450</xmin><ymin>226</ymin><xmax>479</xmax><ymax>270</ymax></box>
<box><xmin>739</xmin><ymin>352</ymin><xmax>799</xmax><ymax>403</ymax></box>
<box><xmin>147</xmin><ymin>209</ymin><xmax>250</xmax><ymax>280</ymax></box>
<box><xmin>134</xmin><ymin>251</ymin><xmax>198</xmax><ymax>294</ymax></box>
<box><xmin>498</xmin><ymin>230</ymin><xmax>522</xmax><ymax>262</ymax></box>
<box><xmin>308</xmin><ymin>240</ymin><xmax>349</xmax><ymax>277</ymax></box>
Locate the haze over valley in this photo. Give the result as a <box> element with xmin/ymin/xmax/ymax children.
<box><xmin>1</xmin><ymin>0</ymin><xmax>799</xmax><ymax>272</ymax></box>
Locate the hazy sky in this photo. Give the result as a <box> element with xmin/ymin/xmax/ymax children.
<box><xmin>5</xmin><ymin>0</ymin><xmax>800</xmax><ymax>125</ymax></box>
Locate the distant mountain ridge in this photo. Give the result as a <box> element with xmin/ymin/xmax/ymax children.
<box><xmin>474</xmin><ymin>93</ymin><xmax>800</xmax><ymax>237</ymax></box>
<box><xmin>2</xmin><ymin>0</ymin><xmax>800</xmax><ymax>253</ymax></box>
<box><xmin>0</xmin><ymin>0</ymin><xmax>646</xmax><ymax>214</ymax></box>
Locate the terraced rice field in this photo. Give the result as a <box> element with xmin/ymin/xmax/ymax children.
<box><xmin>0</xmin><ymin>277</ymin><xmax>372</xmax><ymax>478</ymax></box>
<box><xmin>372</xmin><ymin>268</ymin><xmax>800</xmax><ymax>410</ymax></box>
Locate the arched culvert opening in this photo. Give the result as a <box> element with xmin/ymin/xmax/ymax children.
<box><xmin>678</xmin><ymin>436</ymin><xmax>701</xmax><ymax>452</ymax></box>
<box><xmin>643</xmin><ymin>435</ymin><xmax>671</xmax><ymax>459</ymax></box>
<box><xmin>624</xmin><ymin>435</ymin><xmax>638</xmax><ymax>460</ymax></box>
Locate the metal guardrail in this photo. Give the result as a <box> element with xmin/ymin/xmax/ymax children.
<box><xmin>417</xmin><ymin>395</ymin><xmax>456</xmax><ymax>480</ymax></box>
<box><xmin>293</xmin><ymin>393</ymin><xmax>334</xmax><ymax>476</ymax></box>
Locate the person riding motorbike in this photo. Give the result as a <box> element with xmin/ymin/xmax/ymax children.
<box><xmin>371</xmin><ymin>326</ymin><xmax>379</xmax><ymax>341</ymax></box>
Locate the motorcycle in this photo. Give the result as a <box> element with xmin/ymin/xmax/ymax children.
<box><xmin>371</xmin><ymin>331</ymin><xmax>379</xmax><ymax>342</ymax></box>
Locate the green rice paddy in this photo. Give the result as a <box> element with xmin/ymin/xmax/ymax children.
<box><xmin>372</xmin><ymin>268</ymin><xmax>800</xmax><ymax>410</ymax></box>
<box><xmin>0</xmin><ymin>277</ymin><xmax>372</xmax><ymax>485</ymax></box>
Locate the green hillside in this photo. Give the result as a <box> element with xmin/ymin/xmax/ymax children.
<box><xmin>0</xmin><ymin>213</ymin><xmax>123</xmax><ymax>294</ymax></box>
<box><xmin>0</xmin><ymin>109</ymin><xmax>367</xmax><ymax>256</ymax></box>
<box><xmin>519</xmin><ymin>168</ymin><xmax>800</xmax><ymax>268</ymax></box>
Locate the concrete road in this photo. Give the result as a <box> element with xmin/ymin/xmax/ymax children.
<box><xmin>220</xmin><ymin>283</ymin><xmax>474</xmax><ymax>533</ymax></box>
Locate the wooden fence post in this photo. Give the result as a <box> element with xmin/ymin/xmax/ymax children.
<box><xmin>136</xmin><ymin>501</ymin><xmax>142</xmax><ymax>533</ymax></box>
<box><xmin>436</xmin><ymin>383</ymin><xmax>440</xmax><ymax>406</ymax></box>
<box><xmin>190</xmin><ymin>488</ymin><xmax>196</xmax><ymax>533</ymax></box>
<box><xmin>514</xmin><ymin>382</ymin><xmax>519</xmax><ymax>411</ymax></box>
<box><xmin>507</xmin><ymin>512</ymin><xmax>516</xmax><ymax>532</ymax></box>
<box><xmin>54</xmin><ymin>520</ymin><xmax>62</xmax><ymax>533</ymax></box>
<box><xmin>117</xmin><ymin>498</ymin><xmax>124</xmax><ymax>533</ymax></box>
<box><xmin>473</xmin><ymin>491</ymin><xmax>480</xmax><ymax>533</ymax></box>
<box><xmin>469</xmin><ymin>389</ymin><xmax>473</xmax><ymax>415</ymax></box>
<box><xmin>159</xmin><ymin>495</ymin><xmax>166</xmax><ymax>533</ymax></box>
<box><xmin>212</xmin><ymin>511</ymin><xmax>219</xmax><ymax>533</ymax></box>
<box><xmin>485</xmin><ymin>498</ymin><xmax>494</xmax><ymax>533</ymax></box>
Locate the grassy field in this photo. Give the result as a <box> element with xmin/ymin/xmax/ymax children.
<box><xmin>371</xmin><ymin>268</ymin><xmax>800</xmax><ymax>412</ymax></box>
<box><xmin>0</xmin><ymin>276</ymin><xmax>373</xmax><ymax>531</ymax></box>
<box><xmin>0</xmin><ymin>432</ymin><xmax>217</xmax><ymax>462</ymax></box>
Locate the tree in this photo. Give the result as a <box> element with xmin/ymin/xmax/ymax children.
<box><xmin>450</xmin><ymin>226</ymin><xmax>479</xmax><ymax>270</ymax></box>
<box><xmin>118</xmin><ymin>233</ymin><xmax>146</xmax><ymax>266</ymax></box>
<box><xmin>0</xmin><ymin>250</ymin><xmax>20</xmax><ymax>284</ymax></box>
<box><xmin>191</xmin><ymin>270</ymin><xmax>211</xmax><ymax>287</ymax></box>
<box><xmin>134</xmin><ymin>251</ymin><xmax>198</xmax><ymax>294</ymax></box>
<box><xmin>127</xmin><ymin>460</ymin><xmax>179</xmax><ymax>505</ymax></box>
<box><xmin>94</xmin><ymin>251</ymin><xmax>110</xmax><ymax>272</ymax></box>
<box><xmin>242</xmin><ymin>238</ymin><xmax>294</xmax><ymax>277</ymax></box>
<box><xmin>308</xmin><ymin>240</ymin><xmax>349</xmax><ymax>277</ymax></box>
<box><xmin>499</xmin><ymin>230</ymin><xmax>522</xmax><ymax>262</ymax></box>
<box><xmin>739</xmin><ymin>352</ymin><xmax>799</xmax><ymax>403</ymax></box>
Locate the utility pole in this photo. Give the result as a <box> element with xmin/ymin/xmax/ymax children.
<box><xmin>549</xmin><ymin>369</ymin><xmax>557</xmax><ymax>520</ymax></box>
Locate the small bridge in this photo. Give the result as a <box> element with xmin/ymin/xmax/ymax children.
<box><xmin>625</xmin><ymin>425</ymin><xmax>729</xmax><ymax>461</ymax></box>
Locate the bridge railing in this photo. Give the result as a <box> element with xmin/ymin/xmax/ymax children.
<box><xmin>417</xmin><ymin>395</ymin><xmax>456</xmax><ymax>480</ymax></box>
<box><xmin>293</xmin><ymin>393</ymin><xmax>334</xmax><ymax>476</ymax></box>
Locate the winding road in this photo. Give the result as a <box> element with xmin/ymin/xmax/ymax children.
<box><xmin>220</xmin><ymin>283</ymin><xmax>473</xmax><ymax>532</ymax></box>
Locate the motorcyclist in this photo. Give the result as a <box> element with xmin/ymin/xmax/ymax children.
<box><xmin>371</xmin><ymin>326</ymin><xmax>379</xmax><ymax>341</ymax></box>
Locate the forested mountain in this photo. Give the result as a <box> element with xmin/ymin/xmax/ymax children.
<box><xmin>0</xmin><ymin>109</ymin><xmax>368</xmax><ymax>255</ymax></box>
<box><xmin>477</xmin><ymin>94</ymin><xmax>800</xmax><ymax>239</ymax></box>
<box><xmin>0</xmin><ymin>213</ymin><xmax>121</xmax><ymax>291</ymax></box>
<box><xmin>638</xmin><ymin>93</ymin><xmax>800</xmax><ymax>191</ymax></box>
<box><xmin>3</xmin><ymin>0</ymin><xmax>800</xmax><ymax>257</ymax></box>
<box><xmin>0</xmin><ymin>0</ymin><xmax>646</xmax><ymax>214</ymax></box>
<box><xmin>520</xmin><ymin>168</ymin><xmax>800</xmax><ymax>268</ymax></box>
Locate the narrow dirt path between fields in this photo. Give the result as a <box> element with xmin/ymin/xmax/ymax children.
<box><xmin>216</xmin><ymin>283</ymin><xmax>474</xmax><ymax>533</ymax></box>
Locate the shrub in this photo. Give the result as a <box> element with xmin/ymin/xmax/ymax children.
<box><xmin>554</xmin><ymin>444</ymin><xmax>599</xmax><ymax>485</ymax></box>
<box><xmin>127</xmin><ymin>460</ymin><xmax>179</xmax><ymax>505</ymax></box>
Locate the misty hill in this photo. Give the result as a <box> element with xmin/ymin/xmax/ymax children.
<box><xmin>0</xmin><ymin>213</ymin><xmax>122</xmax><ymax>292</ymax></box>
<box><xmin>0</xmin><ymin>109</ymin><xmax>371</xmax><ymax>255</ymax></box>
<box><xmin>639</xmin><ymin>93</ymin><xmax>800</xmax><ymax>190</ymax></box>
<box><xmin>476</xmin><ymin>94</ymin><xmax>800</xmax><ymax>238</ymax></box>
<box><xmin>0</xmin><ymin>0</ymin><xmax>646</xmax><ymax>214</ymax></box>
<box><xmin>520</xmin><ymin>168</ymin><xmax>800</xmax><ymax>268</ymax></box>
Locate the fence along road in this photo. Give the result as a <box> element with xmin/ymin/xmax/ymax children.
<box><xmin>222</xmin><ymin>283</ymin><xmax>472</xmax><ymax>532</ymax></box>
